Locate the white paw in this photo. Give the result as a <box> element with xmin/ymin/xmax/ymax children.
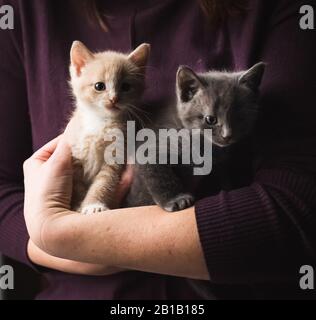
<box><xmin>81</xmin><ymin>203</ymin><xmax>109</xmax><ymax>215</ymax></box>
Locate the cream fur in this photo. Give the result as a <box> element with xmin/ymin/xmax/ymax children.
<box><xmin>65</xmin><ymin>41</ymin><xmax>150</xmax><ymax>213</ymax></box>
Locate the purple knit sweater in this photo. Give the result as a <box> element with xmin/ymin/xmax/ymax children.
<box><xmin>0</xmin><ymin>0</ymin><xmax>315</xmax><ymax>299</ymax></box>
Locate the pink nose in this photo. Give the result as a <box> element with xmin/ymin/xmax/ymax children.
<box><xmin>109</xmin><ymin>96</ymin><xmax>118</xmax><ymax>105</ymax></box>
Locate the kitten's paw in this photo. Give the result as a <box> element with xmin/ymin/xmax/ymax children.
<box><xmin>162</xmin><ymin>193</ymin><xmax>195</xmax><ymax>212</ymax></box>
<box><xmin>81</xmin><ymin>203</ymin><xmax>109</xmax><ymax>215</ymax></box>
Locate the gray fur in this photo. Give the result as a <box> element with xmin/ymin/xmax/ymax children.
<box><xmin>125</xmin><ymin>63</ymin><xmax>265</xmax><ymax>216</ymax></box>
<box><xmin>176</xmin><ymin>62</ymin><xmax>265</xmax><ymax>147</ymax></box>
<box><xmin>176</xmin><ymin>62</ymin><xmax>265</xmax><ymax>299</ymax></box>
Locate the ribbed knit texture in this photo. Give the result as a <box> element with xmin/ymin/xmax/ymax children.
<box><xmin>196</xmin><ymin>168</ymin><xmax>316</xmax><ymax>284</ymax></box>
<box><xmin>0</xmin><ymin>190</ymin><xmax>34</xmax><ymax>268</ymax></box>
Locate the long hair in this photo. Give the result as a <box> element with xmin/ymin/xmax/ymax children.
<box><xmin>82</xmin><ymin>0</ymin><xmax>248</xmax><ymax>31</ymax></box>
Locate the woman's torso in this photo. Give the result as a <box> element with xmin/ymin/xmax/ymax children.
<box><xmin>15</xmin><ymin>0</ymin><xmax>270</xmax><ymax>300</ymax></box>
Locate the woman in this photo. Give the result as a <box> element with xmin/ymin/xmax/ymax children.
<box><xmin>1</xmin><ymin>0</ymin><xmax>316</xmax><ymax>299</ymax></box>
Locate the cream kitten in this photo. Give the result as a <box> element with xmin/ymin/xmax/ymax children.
<box><xmin>65</xmin><ymin>41</ymin><xmax>150</xmax><ymax>214</ymax></box>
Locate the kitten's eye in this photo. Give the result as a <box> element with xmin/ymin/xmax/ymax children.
<box><xmin>187</xmin><ymin>89</ymin><xmax>194</xmax><ymax>99</ymax></box>
<box><xmin>185</xmin><ymin>88</ymin><xmax>196</xmax><ymax>101</ymax></box>
<box><xmin>181</xmin><ymin>82</ymin><xmax>198</xmax><ymax>102</ymax></box>
<box><xmin>94</xmin><ymin>82</ymin><xmax>106</xmax><ymax>91</ymax></box>
<box><xmin>205</xmin><ymin>115</ymin><xmax>217</xmax><ymax>126</ymax></box>
<box><xmin>121</xmin><ymin>82</ymin><xmax>131</xmax><ymax>92</ymax></box>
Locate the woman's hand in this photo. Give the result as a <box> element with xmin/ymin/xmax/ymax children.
<box><xmin>23</xmin><ymin>136</ymin><xmax>73</xmax><ymax>248</ymax></box>
<box><xmin>24</xmin><ymin>136</ymin><xmax>130</xmax><ymax>275</ymax></box>
<box><xmin>23</xmin><ymin>135</ymin><xmax>133</xmax><ymax>248</ymax></box>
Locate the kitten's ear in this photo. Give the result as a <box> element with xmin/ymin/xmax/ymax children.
<box><xmin>177</xmin><ymin>66</ymin><xmax>203</xmax><ymax>88</ymax></box>
<box><xmin>128</xmin><ymin>43</ymin><xmax>151</xmax><ymax>69</ymax></box>
<box><xmin>176</xmin><ymin>66</ymin><xmax>203</xmax><ymax>102</ymax></box>
<box><xmin>239</xmin><ymin>62</ymin><xmax>266</xmax><ymax>91</ymax></box>
<box><xmin>70</xmin><ymin>41</ymin><xmax>94</xmax><ymax>77</ymax></box>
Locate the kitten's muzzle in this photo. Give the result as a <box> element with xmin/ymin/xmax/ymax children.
<box><xmin>214</xmin><ymin>136</ymin><xmax>234</xmax><ymax>148</ymax></box>
<box><xmin>109</xmin><ymin>96</ymin><xmax>118</xmax><ymax>105</ymax></box>
<box><xmin>105</xmin><ymin>97</ymin><xmax>120</xmax><ymax>111</ymax></box>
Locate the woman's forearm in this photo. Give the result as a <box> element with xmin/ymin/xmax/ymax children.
<box><xmin>40</xmin><ymin>206</ymin><xmax>209</xmax><ymax>280</ymax></box>
<box><xmin>23</xmin><ymin>138</ymin><xmax>209</xmax><ymax>280</ymax></box>
<box><xmin>27</xmin><ymin>240</ymin><xmax>123</xmax><ymax>276</ymax></box>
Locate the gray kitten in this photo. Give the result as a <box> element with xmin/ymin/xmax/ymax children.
<box><xmin>125</xmin><ymin>62</ymin><xmax>265</xmax><ymax>217</ymax></box>
<box><xmin>175</xmin><ymin>62</ymin><xmax>265</xmax><ymax>299</ymax></box>
<box><xmin>176</xmin><ymin>62</ymin><xmax>265</xmax><ymax>147</ymax></box>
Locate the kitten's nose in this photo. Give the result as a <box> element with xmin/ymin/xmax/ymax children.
<box><xmin>109</xmin><ymin>96</ymin><xmax>118</xmax><ymax>105</ymax></box>
<box><xmin>221</xmin><ymin>126</ymin><xmax>232</xmax><ymax>140</ymax></box>
<box><xmin>106</xmin><ymin>96</ymin><xmax>118</xmax><ymax>110</ymax></box>
<box><xmin>221</xmin><ymin>127</ymin><xmax>232</xmax><ymax>139</ymax></box>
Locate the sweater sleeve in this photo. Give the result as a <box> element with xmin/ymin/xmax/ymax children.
<box><xmin>0</xmin><ymin>1</ymin><xmax>35</xmax><ymax>269</ymax></box>
<box><xmin>195</xmin><ymin>0</ymin><xmax>316</xmax><ymax>284</ymax></box>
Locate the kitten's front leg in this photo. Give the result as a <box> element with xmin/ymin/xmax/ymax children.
<box><xmin>81</xmin><ymin>202</ymin><xmax>109</xmax><ymax>215</ymax></box>
<box><xmin>80</xmin><ymin>164</ymin><xmax>124</xmax><ymax>215</ymax></box>
<box><xmin>140</xmin><ymin>164</ymin><xmax>195</xmax><ymax>212</ymax></box>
